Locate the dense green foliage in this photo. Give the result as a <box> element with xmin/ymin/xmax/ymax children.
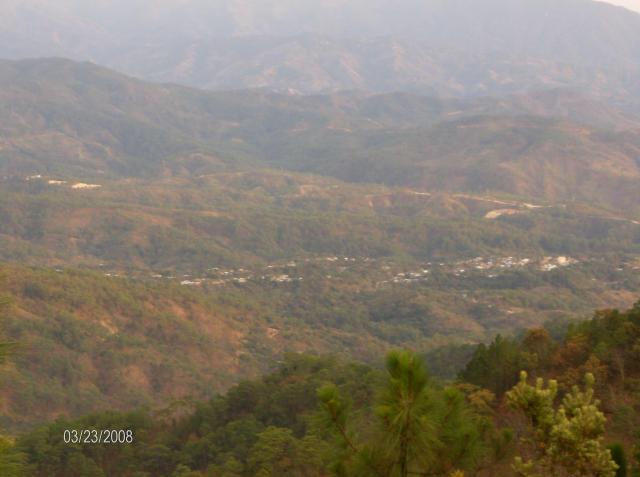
<box><xmin>461</xmin><ymin>302</ymin><xmax>640</xmax><ymax>397</ymax></box>
<box><xmin>14</xmin><ymin>354</ymin><xmax>371</xmax><ymax>476</ymax></box>
<box><xmin>318</xmin><ymin>350</ymin><xmax>500</xmax><ymax>476</ymax></box>
<box><xmin>507</xmin><ymin>372</ymin><xmax>617</xmax><ymax>476</ymax></box>
<box><xmin>460</xmin><ymin>302</ymin><xmax>640</xmax><ymax>474</ymax></box>
<box><xmin>12</xmin><ymin>352</ymin><xmax>507</xmax><ymax>477</ymax></box>
<box><xmin>458</xmin><ymin>335</ymin><xmax>527</xmax><ymax>396</ymax></box>
<box><xmin>12</xmin><ymin>301</ymin><xmax>640</xmax><ymax>477</ymax></box>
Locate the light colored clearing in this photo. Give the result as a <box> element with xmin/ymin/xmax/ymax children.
<box><xmin>72</xmin><ymin>183</ymin><xmax>102</xmax><ymax>190</ymax></box>
<box><xmin>485</xmin><ymin>209</ymin><xmax>522</xmax><ymax>219</ymax></box>
<box><xmin>455</xmin><ymin>193</ymin><xmax>525</xmax><ymax>207</ymax></box>
<box><xmin>582</xmin><ymin>214</ymin><xmax>640</xmax><ymax>226</ymax></box>
<box><xmin>99</xmin><ymin>319</ymin><xmax>119</xmax><ymax>335</ymax></box>
<box><xmin>298</xmin><ymin>184</ymin><xmax>326</xmax><ymax>196</ymax></box>
<box><xmin>407</xmin><ymin>190</ymin><xmax>547</xmax><ymax>208</ymax></box>
<box><xmin>48</xmin><ymin>180</ymin><xmax>67</xmax><ymax>185</ymax></box>
<box><xmin>540</xmin><ymin>256</ymin><xmax>579</xmax><ymax>271</ymax></box>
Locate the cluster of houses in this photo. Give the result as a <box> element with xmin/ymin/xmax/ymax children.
<box><xmin>171</xmin><ymin>257</ymin><xmax>367</xmax><ymax>287</ymax></box>
<box><xmin>455</xmin><ymin>255</ymin><xmax>577</xmax><ymax>273</ymax></box>
<box><xmin>540</xmin><ymin>256</ymin><xmax>577</xmax><ymax>271</ymax></box>
<box><xmin>391</xmin><ymin>270</ymin><xmax>431</xmax><ymax>284</ymax></box>
<box><xmin>97</xmin><ymin>253</ymin><xmax>583</xmax><ymax>288</ymax></box>
<box><xmin>379</xmin><ymin>255</ymin><xmax>579</xmax><ymax>285</ymax></box>
<box><xmin>175</xmin><ymin>265</ymin><xmax>307</xmax><ymax>287</ymax></box>
<box><xmin>169</xmin><ymin>257</ymin><xmax>364</xmax><ymax>287</ymax></box>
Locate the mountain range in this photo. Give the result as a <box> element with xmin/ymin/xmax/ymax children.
<box><xmin>1</xmin><ymin>0</ymin><xmax>640</xmax><ymax>445</ymax></box>
<box><xmin>2</xmin><ymin>0</ymin><xmax>640</xmax><ymax>107</ymax></box>
<box><xmin>1</xmin><ymin>58</ymin><xmax>639</xmax><ymax>216</ymax></box>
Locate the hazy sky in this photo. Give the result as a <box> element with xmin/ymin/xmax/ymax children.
<box><xmin>603</xmin><ymin>0</ymin><xmax>640</xmax><ymax>11</ymax></box>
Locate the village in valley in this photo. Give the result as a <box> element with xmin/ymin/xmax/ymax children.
<box><xmin>96</xmin><ymin>253</ymin><xmax>589</xmax><ymax>289</ymax></box>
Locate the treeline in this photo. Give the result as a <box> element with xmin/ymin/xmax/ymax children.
<box><xmin>460</xmin><ymin>301</ymin><xmax>640</xmax><ymax>399</ymax></box>
<box><xmin>1</xmin><ymin>303</ymin><xmax>639</xmax><ymax>476</ymax></box>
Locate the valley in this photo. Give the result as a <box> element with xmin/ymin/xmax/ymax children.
<box><xmin>0</xmin><ymin>167</ymin><xmax>637</xmax><ymax>432</ymax></box>
<box><xmin>1</xmin><ymin>1</ymin><xmax>640</xmax><ymax>469</ymax></box>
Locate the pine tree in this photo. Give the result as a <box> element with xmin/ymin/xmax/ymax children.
<box><xmin>374</xmin><ymin>350</ymin><xmax>445</xmax><ymax>476</ymax></box>
<box><xmin>318</xmin><ymin>350</ymin><xmax>486</xmax><ymax>476</ymax></box>
<box><xmin>459</xmin><ymin>335</ymin><xmax>524</xmax><ymax>396</ymax></box>
<box><xmin>507</xmin><ymin>371</ymin><xmax>618</xmax><ymax>477</ymax></box>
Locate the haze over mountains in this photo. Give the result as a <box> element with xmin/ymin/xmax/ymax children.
<box><xmin>1</xmin><ymin>0</ymin><xmax>639</xmax><ymax>299</ymax></box>
<box><xmin>3</xmin><ymin>6</ymin><xmax>640</xmax><ymax>477</ymax></box>
<box><xmin>2</xmin><ymin>5</ymin><xmax>640</xmax><ymax>468</ymax></box>
<box><xmin>2</xmin><ymin>0</ymin><xmax>640</xmax><ymax>108</ymax></box>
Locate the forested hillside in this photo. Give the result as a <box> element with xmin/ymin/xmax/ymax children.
<box><xmin>1</xmin><ymin>2</ymin><xmax>640</xmax><ymax>476</ymax></box>
<box><xmin>2</xmin><ymin>59</ymin><xmax>640</xmax><ymax>214</ymax></box>
<box><xmin>0</xmin><ymin>240</ymin><xmax>638</xmax><ymax>432</ymax></box>
<box><xmin>2</xmin><ymin>303</ymin><xmax>639</xmax><ymax>476</ymax></box>
<box><xmin>2</xmin><ymin>171</ymin><xmax>640</xmax><ymax>269</ymax></box>
<box><xmin>0</xmin><ymin>122</ymin><xmax>639</xmax><ymax>433</ymax></box>
<box><xmin>0</xmin><ymin>262</ymin><xmax>405</xmax><ymax>431</ymax></box>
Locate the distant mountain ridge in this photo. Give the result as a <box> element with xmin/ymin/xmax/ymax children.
<box><xmin>2</xmin><ymin>0</ymin><xmax>640</xmax><ymax>103</ymax></box>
